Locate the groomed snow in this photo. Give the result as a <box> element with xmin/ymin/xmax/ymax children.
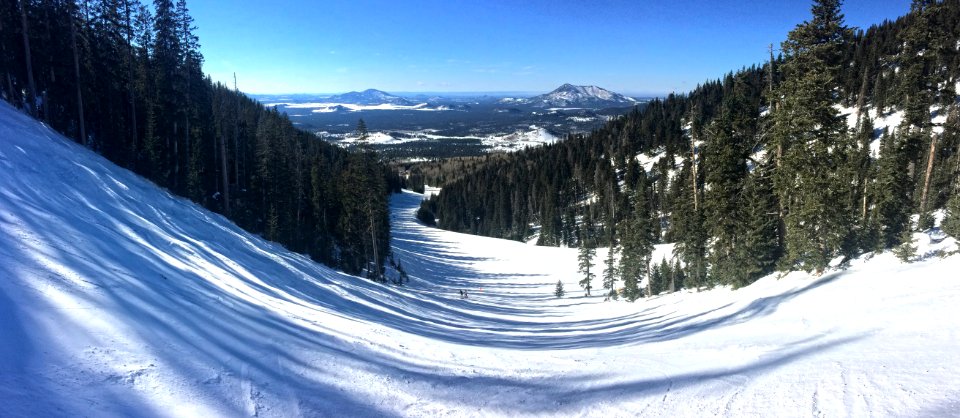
<box><xmin>2</xmin><ymin>100</ymin><xmax>960</xmax><ymax>417</ymax></box>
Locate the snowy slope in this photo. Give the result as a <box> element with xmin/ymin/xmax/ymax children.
<box><xmin>2</xmin><ymin>100</ymin><xmax>960</xmax><ymax>417</ymax></box>
<box><xmin>511</xmin><ymin>84</ymin><xmax>637</xmax><ymax>108</ymax></box>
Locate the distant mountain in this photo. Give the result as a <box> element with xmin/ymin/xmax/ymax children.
<box><xmin>515</xmin><ymin>84</ymin><xmax>638</xmax><ymax>108</ymax></box>
<box><xmin>324</xmin><ymin>89</ymin><xmax>415</xmax><ymax>106</ymax></box>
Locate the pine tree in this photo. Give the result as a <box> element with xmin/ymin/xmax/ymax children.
<box><xmin>874</xmin><ymin>130</ymin><xmax>912</xmax><ymax>248</ymax></box>
<box><xmin>943</xmin><ymin>192</ymin><xmax>960</xmax><ymax>238</ymax></box>
<box><xmin>703</xmin><ymin>81</ymin><xmax>752</xmax><ymax>286</ymax></box>
<box><xmin>672</xmin><ymin>259</ymin><xmax>686</xmax><ymax>291</ymax></box>
<box><xmin>771</xmin><ymin>0</ymin><xmax>855</xmax><ymax>272</ymax></box>
<box><xmin>893</xmin><ymin>229</ymin><xmax>917</xmax><ymax>262</ymax></box>
<box><xmin>602</xmin><ymin>244</ymin><xmax>619</xmax><ymax>298</ymax></box>
<box><xmin>849</xmin><ymin>114</ymin><xmax>877</xmax><ymax>252</ymax></box>
<box><xmin>554</xmin><ymin>280</ymin><xmax>565</xmax><ymax>298</ymax></box>
<box><xmin>356</xmin><ymin>118</ymin><xmax>369</xmax><ymax>142</ymax></box>
<box><xmin>732</xmin><ymin>163</ymin><xmax>781</xmax><ymax>287</ymax></box>
<box><xmin>672</xmin><ymin>160</ymin><xmax>708</xmax><ymax>289</ymax></box>
<box><xmin>619</xmin><ymin>183</ymin><xmax>654</xmax><ymax>301</ymax></box>
<box><xmin>578</xmin><ymin>240</ymin><xmax>596</xmax><ymax>296</ymax></box>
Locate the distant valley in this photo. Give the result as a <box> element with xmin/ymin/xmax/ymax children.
<box><xmin>252</xmin><ymin>85</ymin><xmax>649</xmax><ymax>159</ymax></box>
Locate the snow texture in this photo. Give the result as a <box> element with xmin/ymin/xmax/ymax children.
<box><xmin>2</xmin><ymin>100</ymin><xmax>960</xmax><ymax>417</ymax></box>
<box><xmin>507</xmin><ymin>84</ymin><xmax>637</xmax><ymax>108</ymax></box>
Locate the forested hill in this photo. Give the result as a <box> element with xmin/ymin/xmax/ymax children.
<box><xmin>0</xmin><ymin>0</ymin><xmax>398</xmax><ymax>278</ymax></box>
<box><xmin>421</xmin><ymin>0</ymin><xmax>960</xmax><ymax>296</ymax></box>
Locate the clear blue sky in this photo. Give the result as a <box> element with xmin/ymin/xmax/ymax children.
<box><xmin>191</xmin><ymin>0</ymin><xmax>912</xmax><ymax>95</ymax></box>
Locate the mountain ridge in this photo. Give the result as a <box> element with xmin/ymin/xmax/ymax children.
<box><xmin>324</xmin><ymin>89</ymin><xmax>416</xmax><ymax>106</ymax></box>
<box><xmin>517</xmin><ymin>83</ymin><xmax>638</xmax><ymax>108</ymax></box>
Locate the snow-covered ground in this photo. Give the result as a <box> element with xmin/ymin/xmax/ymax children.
<box><xmin>330</xmin><ymin>126</ymin><xmax>560</xmax><ymax>152</ymax></box>
<box><xmin>2</xmin><ymin>100</ymin><xmax>960</xmax><ymax>417</ymax></box>
<box><xmin>481</xmin><ymin>125</ymin><xmax>559</xmax><ymax>152</ymax></box>
<box><xmin>262</xmin><ymin>102</ymin><xmax>450</xmax><ymax>113</ymax></box>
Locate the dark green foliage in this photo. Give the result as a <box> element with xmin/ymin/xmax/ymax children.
<box><xmin>414</xmin><ymin>0</ymin><xmax>960</xmax><ymax>296</ymax></box>
<box><xmin>356</xmin><ymin>118</ymin><xmax>369</xmax><ymax>142</ymax></box>
<box><xmin>602</xmin><ymin>244</ymin><xmax>619</xmax><ymax>298</ymax></box>
<box><xmin>771</xmin><ymin>0</ymin><xmax>856</xmax><ymax>272</ymax></box>
<box><xmin>672</xmin><ymin>159</ymin><xmax>708</xmax><ymax>289</ymax></box>
<box><xmin>1</xmin><ymin>0</ymin><xmax>397</xmax><ymax>278</ymax></box>
<box><xmin>619</xmin><ymin>183</ymin><xmax>655</xmax><ymax>301</ymax></box>
<box><xmin>554</xmin><ymin>280</ymin><xmax>565</xmax><ymax>298</ymax></box>
<box><xmin>943</xmin><ymin>192</ymin><xmax>960</xmax><ymax>238</ymax></box>
<box><xmin>893</xmin><ymin>229</ymin><xmax>917</xmax><ymax>262</ymax></box>
<box><xmin>874</xmin><ymin>130</ymin><xmax>913</xmax><ymax>248</ymax></box>
<box><xmin>416</xmin><ymin>206</ymin><xmax>437</xmax><ymax>226</ymax></box>
<box><xmin>730</xmin><ymin>163</ymin><xmax>781</xmax><ymax>288</ymax></box>
<box><xmin>578</xmin><ymin>243</ymin><xmax>596</xmax><ymax>296</ymax></box>
<box><xmin>703</xmin><ymin>74</ymin><xmax>763</xmax><ymax>287</ymax></box>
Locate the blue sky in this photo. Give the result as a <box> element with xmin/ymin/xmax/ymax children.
<box><xmin>191</xmin><ymin>0</ymin><xmax>912</xmax><ymax>95</ymax></box>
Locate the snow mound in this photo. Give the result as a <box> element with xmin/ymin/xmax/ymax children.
<box><xmin>2</xmin><ymin>101</ymin><xmax>960</xmax><ymax>416</ymax></box>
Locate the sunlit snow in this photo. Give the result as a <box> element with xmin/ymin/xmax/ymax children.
<box><xmin>1</xmin><ymin>101</ymin><xmax>959</xmax><ymax>417</ymax></box>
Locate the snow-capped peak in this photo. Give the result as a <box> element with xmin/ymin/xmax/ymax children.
<box><xmin>523</xmin><ymin>84</ymin><xmax>637</xmax><ymax>108</ymax></box>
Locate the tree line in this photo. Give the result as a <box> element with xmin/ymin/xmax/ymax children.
<box><xmin>1</xmin><ymin>0</ymin><xmax>399</xmax><ymax>279</ymax></box>
<box><xmin>422</xmin><ymin>0</ymin><xmax>960</xmax><ymax>298</ymax></box>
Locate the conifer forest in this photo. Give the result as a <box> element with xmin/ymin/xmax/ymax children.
<box><xmin>420</xmin><ymin>0</ymin><xmax>960</xmax><ymax>296</ymax></box>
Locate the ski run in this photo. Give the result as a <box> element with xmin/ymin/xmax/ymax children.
<box><xmin>2</xmin><ymin>100</ymin><xmax>960</xmax><ymax>417</ymax></box>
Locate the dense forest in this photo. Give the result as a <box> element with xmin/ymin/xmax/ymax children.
<box><xmin>0</xmin><ymin>0</ymin><xmax>399</xmax><ymax>279</ymax></box>
<box><xmin>422</xmin><ymin>0</ymin><xmax>960</xmax><ymax>298</ymax></box>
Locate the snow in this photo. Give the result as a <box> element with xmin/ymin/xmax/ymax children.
<box><xmin>481</xmin><ymin>125</ymin><xmax>559</xmax><ymax>152</ymax></box>
<box><xmin>423</xmin><ymin>184</ymin><xmax>441</xmax><ymax>197</ymax></box>
<box><xmin>3</xmin><ymin>100</ymin><xmax>960</xmax><ymax>416</ymax></box>
<box><xmin>837</xmin><ymin>104</ymin><xmax>903</xmax><ymax>157</ymax></box>
<box><xmin>337</xmin><ymin>131</ymin><xmax>413</xmax><ymax>145</ymax></box>
<box><xmin>264</xmin><ymin>102</ymin><xmax>448</xmax><ymax>112</ymax></box>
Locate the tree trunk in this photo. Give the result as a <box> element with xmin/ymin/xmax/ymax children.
<box><xmin>919</xmin><ymin>135</ymin><xmax>938</xmax><ymax>214</ymax></box>
<box><xmin>183</xmin><ymin>58</ymin><xmax>191</xmax><ymax>183</ymax></box>
<box><xmin>6</xmin><ymin>72</ymin><xmax>13</xmax><ymax>102</ymax></box>
<box><xmin>368</xmin><ymin>207</ymin><xmax>380</xmax><ymax>280</ymax></box>
<box><xmin>233</xmin><ymin>73</ymin><xmax>241</xmax><ymax>192</ymax></box>
<box><xmin>19</xmin><ymin>0</ymin><xmax>38</xmax><ymax>117</ymax></box>
<box><xmin>690</xmin><ymin>133</ymin><xmax>699</xmax><ymax>211</ymax></box>
<box><xmin>69</xmin><ymin>1</ymin><xmax>86</xmax><ymax>144</ymax></box>
<box><xmin>124</xmin><ymin>1</ymin><xmax>138</xmax><ymax>166</ymax></box>
<box><xmin>855</xmin><ymin>68</ymin><xmax>870</xmax><ymax>121</ymax></box>
<box><xmin>219</xmin><ymin>121</ymin><xmax>231</xmax><ymax>216</ymax></box>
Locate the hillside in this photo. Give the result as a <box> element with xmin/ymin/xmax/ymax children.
<box><xmin>3</xmin><ymin>92</ymin><xmax>960</xmax><ymax>416</ymax></box>
<box><xmin>507</xmin><ymin>84</ymin><xmax>638</xmax><ymax>108</ymax></box>
<box><xmin>422</xmin><ymin>1</ymin><xmax>960</xmax><ymax>291</ymax></box>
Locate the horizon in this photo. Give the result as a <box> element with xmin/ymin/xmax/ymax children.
<box><xmin>244</xmin><ymin>85</ymin><xmax>664</xmax><ymax>98</ymax></box>
<box><xmin>193</xmin><ymin>0</ymin><xmax>913</xmax><ymax>96</ymax></box>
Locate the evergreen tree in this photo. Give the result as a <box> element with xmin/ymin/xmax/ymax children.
<box><xmin>672</xmin><ymin>160</ymin><xmax>708</xmax><ymax>289</ymax></box>
<box><xmin>771</xmin><ymin>0</ymin><xmax>855</xmax><ymax>272</ymax></box>
<box><xmin>874</xmin><ymin>130</ymin><xmax>912</xmax><ymax>248</ymax></box>
<box><xmin>554</xmin><ymin>280</ymin><xmax>565</xmax><ymax>298</ymax></box>
<box><xmin>703</xmin><ymin>79</ymin><xmax>753</xmax><ymax>286</ymax></box>
<box><xmin>619</xmin><ymin>183</ymin><xmax>655</xmax><ymax>301</ymax></box>
<box><xmin>893</xmin><ymin>229</ymin><xmax>917</xmax><ymax>262</ymax></box>
<box><xmin>732</xmin><ymin>163</ymin><xmax>781</xmax><ymax>287</ymax></box>
<box><xmin>356</xmin><ymin>118</ymin><xmax>369</xmax><ymax>142</ymax></box>
<box><xmin>849</xmin><ymin>114</ymin><xmax>877</xmax><ymax>252</ymax></box>
<box><xmin>943</xmin><ymin>192</ymin><xmax>960</xmax><ymax>238</ymax></box>
<box><xmin>578</xmin><ymin>240</ymin><xmax>596</xmax><ymax>296</ymax></box>
<box><xmin>602</xmin><ymin>244</ymin><xmax>619</xmax><ymax>299</ymax></box>
<box><xmin>672</xmin><ymin>259</ymin><xmax>686</xmax><ymax>291</ymax></box>
<box><xmin>0</xmin><ymin>0</ymin><xmax>399</xmax><ymax>281</ymax></box>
